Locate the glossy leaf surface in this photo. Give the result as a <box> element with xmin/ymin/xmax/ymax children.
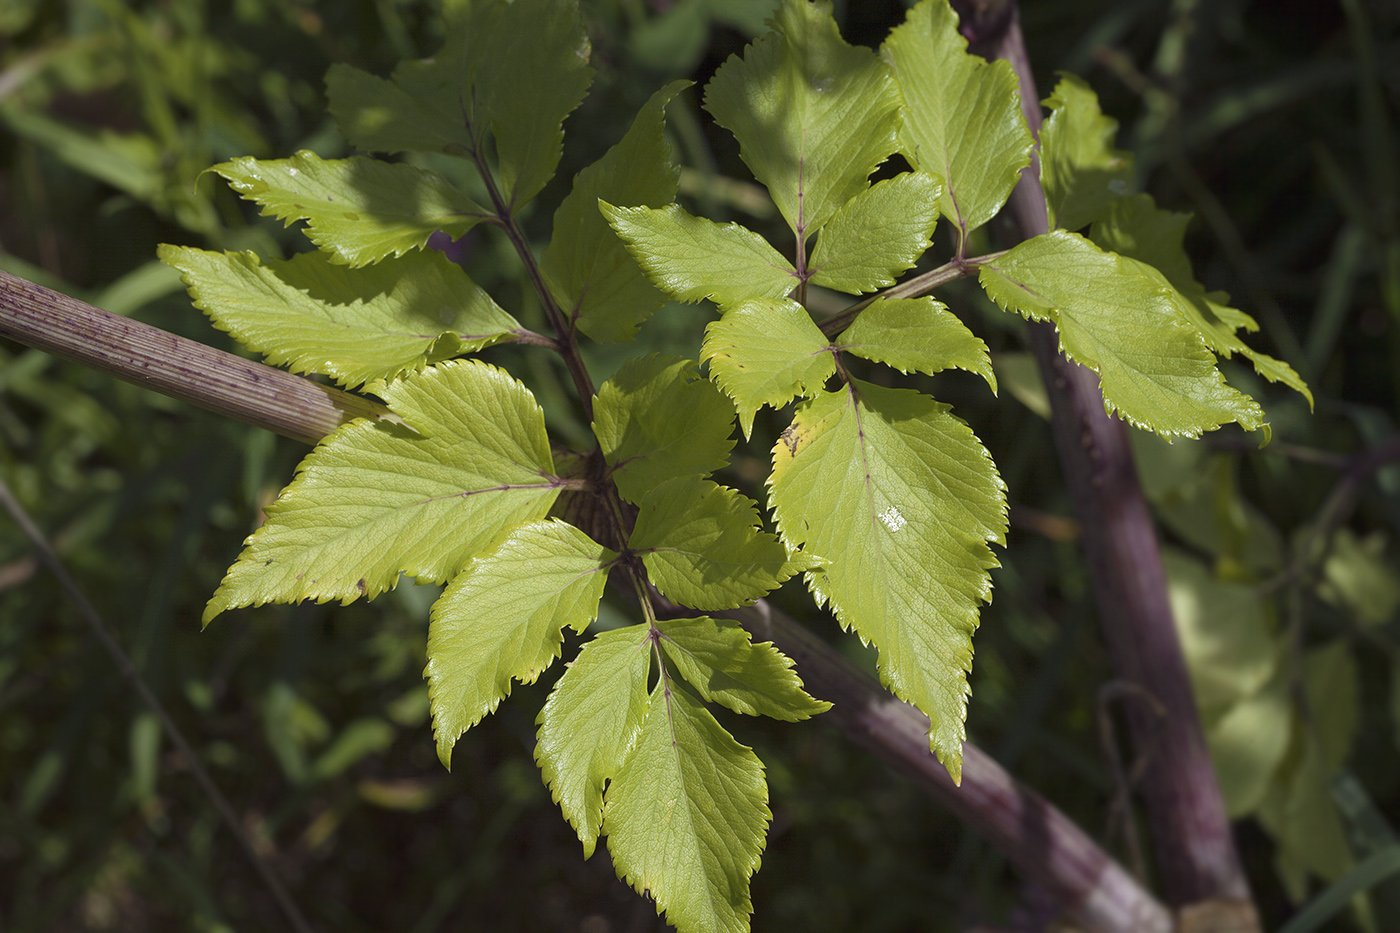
<box><xmin>882</xmin><ymin>0</ymin><xmax>1032</xmax><ymax>238</ymax></box>
<box><xmin>768</xmin><ymin>382</ymin><xmax>1007</xmax><ymax>779</ymax></box>
<box><xmin>205</xmin><ymin>361</ymin><xmax>560</xmax><ymax>621</ymax></box>
<box><xmin>606</xmin><ymin>683</ymin><xmax>768</xmax><ymax>933</ymax></box>
<box><xmin>704</xmin><ymin>0</ymin><xmax>902</xmax><ymax>239</ymax></box>
<box><xmin>427</xmin><ymin>520</ymin><xmax>616</xmax><ymax>767</ymax></box>
<box><xmin>160</xmin><ymin>246</ymin><xmax>519</xmax><ymax>388</ymax></box>
<box><xmin>209</xmin><ymin>152</ymin><xmax>487</xmax><ymax>266</ymax></box>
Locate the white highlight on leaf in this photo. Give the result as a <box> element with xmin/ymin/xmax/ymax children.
<box><xmin>879</xmin><ymin>505</ymin><xmax>907</xmax><ymax>532</ymax></box>
<box><xmin>287</xmin><ymin>166</ymin><xmax>299</xmax><ymax>176</ymax></box>
<box><xmin>1108</xmin><ymin>179</ymin><xmax>1128</xmax><ymax>195</ymax></box>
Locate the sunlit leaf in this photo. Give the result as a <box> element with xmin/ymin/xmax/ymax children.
<box><xmin>978</xmin><ymin>230</ymin><xmax>1264</xmax><ymax>437</ymax></box>
<box><xmin>809</xmin><ymin>172</ymin><xmax>943</xmax><ymax>293</ymax></box>
<box><xmin>1091</xmin><ymin>194</ymin><xmax>1313</xmax><ymax>407</ymax></box>
<box><xmin>606</xmin><ymin>682</ymin><xmax>768</xmax><ymax>933</ymax></box>
<box><xmin>205</xmin><ymin>360</ymin><xmax>560</xmax><ymax>622</ymax></box>
<box><xmin>701</xmin><ymin>298</ymin><xmax>835</xmax><ymax>437</ymax></box>
<box><xmin>768</xmin><ymin>381</ymin><xmax>1007</xmax><ymax>780</ymax></box>
<box><xmin>542</xmin><ymin>82</ymin><xmax>688</xmax><ymax>342</ymax></box>
<box><xmin>593</xmin><ymin>355</ymin><xmax>736</xmax><ymax>503</ymax></box>
<box><xmin>537</xmin><ymin>623</ymin><xmax>652</xmax><ymax>858</ymax></box>
<box><xmin>210</xmin><ymin>151</ymin><xmax>488</xmax><ymax>267</ymax></box>
<box><xmin>704</xmin><ymin>0</ymin><xmax>902</xmax><ymax>239</ymax></box>
<box><xmin>1039</xmin><ymin>73</ymin><xmax>1133</xmax><ymax>232</ymax></box>
<box><xmin>838</xmin><ymin>297</ymin><xmax>995</xmax><ymax>391</ymax></box>
<box><xmin>882</xmin><ymin>0</ymin><xmax>1032</xmax><ymax>238</ymax></box>
<box><xmin>631</xmin><ymin>477</ymin><xmax>812</xmax><ymax>610</ymax></box>
<box><xmin>602</xmin><ymin>202</ymin><xmax>796</xmax><ymax>310</ymax></box>
<box><xmin>427</xmin><ymin>520</ymin><xmax>617</xmax><ymax>767</ymax></box>
<box><xmin>160</xmin><ymin>245</ymin><xmax>520</xmax><ymax>388</ymax></box>
<box><xmin>659</xmin><ymin>616</ymin><xmax>829</xmax><ymax>721</ymax></box>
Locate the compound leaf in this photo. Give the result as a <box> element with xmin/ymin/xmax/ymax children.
<box><xmin>205</xmin><ymin>360</ymin><xmax>560</xmax><ymax>622</ymax></box>
<box><xmin>704</xmin><ymin>0</ymin><xmax>902</xmax><ymax>239</ymax></box>
<box><xmin>159</xmin><ymin>245</ymin><xmax>520</xmax><ymax>388</ymax></box>
<box><xmin>427</xmin><ymin>520</ymin><xmax>616</xmax><ymax>767</ymax></box>
<box><xmin>1090</xmin><ymin>194</ymin><xmax>1312</xmax><ymax>407</ymax></box>
<box><xmin>210</xmin><ymin>151</ymin><xmax>488</xmax><ymax>267</ymax></box>
<box><xmin>602</xmin><ymin>202</ymin><xmax>796</xmax><ymax>310</ymax></box>
<box><xmin>659</xmin><ymin>616</ymin><xmax>829</xmax><ymax>721</ymax></box>
<box><xmin>1040</xmin><ymin>73</ymin><xmax>1133</xmax><ymax>232</ymax></box>
<box><xmin>977</xmin><ymin>230</ymin><xmax>1264</xmax><ymax>437</ymax></box>
<box><xmin>882</xmin><ymin>0</ymin><xmax>1032</xmax><ymax>238</ymax></box>
<box><xmin>838</xmin><ymin>297</ymin><xmax>995</xmax><ymax>391</ymax></box>
<box><xmin>631</xmin><ymin>477</ymin><xmax>811</xmax><ymax>611</ymax></box>
<box><xmin>768</xmin><ymin>381</ymin><xmax>1007</xmax><ymax>781</ymax></box>
<box><xmin>809</xmin><ymin>172</ymin><xmax>943</xmax><ymax>293</ymax></box>
<box><xmin>606</xmin><ymin>682</ymin><xmax>768</xmax><ymax>933</ymax></box>
<box><xmin>542</xmin><ymin>81</ymin><xmax>688</xmax><ymax>343</ymax></box>
<box><xmin>701</xmin><ymin>298</ymin><xmax>835</xmax><ymax>438</ymax></box>
<box><xmin>593</xmin><ymin>355</ymin><xmax>736</xmax><ymax>503</ymax></box>
<box><xmin>537</xmin><ymin>623</ymin><xmax>653</xmax><ymax>859</ymax></box>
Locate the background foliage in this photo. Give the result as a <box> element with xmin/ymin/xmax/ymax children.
<box><xmin>1</xmin><ymin>0</ymin><xmax>1398</xmax><ymax>930</ymax></box>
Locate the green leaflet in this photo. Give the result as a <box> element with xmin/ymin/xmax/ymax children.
<box><xmin>809</xmin><ymin>172</ymin><xmax>943</xmax><ymax>293</ymax></box>
<box><xmin>703</xmin><ymin>0</ymin><xmax>902</xmax><ymax>240</ymax></box>
<box><xmin>205</xmin><ymin>360</ymin><xmax>560</xmax><ymax>623</ymax></box>
<box><xmin>209</xmin><ymin>152</ymin><xmax>488</xmax><ymax>267</ymax></box>
<box><xmin>536</xmin><ymin>623</ymin><xmax>652</xmax><ymax>859</ymax></box>
<box><xmin>1039</xmin><ymin>73</ymin><xmax>1134</xmax><ymax>232</ymax></box>
<box><xmin>658</xmin><ymin>617</ymin><xmax>830</xmax><ymax>721</ymax></box>
<box><xmin>427</xmin><ymin>520</ymin><xmax>617</xmax><ymax>768</ymax></box>
<box><xmin>882</xmin><ymin>0</ymin><xmax>1032</xmax><ymax>239</ymax></box>
<box><xmin>838</xmin><ymin>297</ymin><xmax>996</xmax><ymax>391</ymax></box>
<box><xmin>1090</xmin><ymin>195</ymin><xmax>1313</xmax><ymax>407</ymax></box>
<box><xmin>768</xmin><ymin>382</ymin><xmax>1007</xmax><ymax>781</ymax></box>
<box><xmin>602</xmin><ymin>202</ymin><xmax>796</xmax><ymax>310</ymax></box>
<box><xmin>977</xmin><ymin>230</ymin><xmax>1265</xmax><ymax>437</ymax></box>
<box><xmin>701</xmin><ymin>298</ymin><xmax>835</xmax><ymax>438</ymax></box>
<box><xmin>330</xmin><ymin>0</ymin><xmax>593</xmax><ymax>212</ymax></box>
<box><xmin>541</xmin><ymin>82</ymin><xmax>688</xmax><ymax>343</ymax></box>
<box><xmin>593</xmin><ymin>355</ymin><xmax>736</xmax><ymax>504</ymax></box>
<box><xmin>631</xmin><ymin>477</ymin><xmax>812</xmax><ymax>611</ymax></box>
<box><xmin>159</xmin><ymin>245</ymin><xmax>520</xmax><ymax>389</ymax></box>
<box><xmin>606</xmin><ymin>682</ymin><xmax>768</xmax><ymax>933</ymax></box>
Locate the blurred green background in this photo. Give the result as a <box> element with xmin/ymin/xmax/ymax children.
<box><xmin>2</xmin><ymin>0</ymin><xmax>1398</xmax><ymax>930</ymax></box>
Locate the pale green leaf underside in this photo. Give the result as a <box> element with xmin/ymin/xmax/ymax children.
<box><xmin>768</xmin><ymin>382</ymin><xmax>1007</xmax><ymax>781</ymax></box>
<box><xmin>602</xmin><ymin>202</ymin><xmax>795</xmax><ymax>310</ymax></box>
<box><xmin>1039</xmin><ymin>73</ymin><xmax>1133</xmax><ymax>232</ymax></box>
<box><xmin>606</xmin><ymin>683</ymin><xmax>768</xmax><ymax>933</ymax></box>
<box><xmin>542</xmin><ymin>81</ymin><xmax>687</xmax><ymax>343</ymax></box>
<box><xmin>838</xmin><ymin>297</ymin><xmax>996</xmax><ymax>391</ymax></box>
<box><xmin>704</xmin><ymin>0</ymin><xmax>903</xmax><ymax>239</ymax></box>
<box><xmin>977</xmin><ymin>230</ymin><xmax>1264</xmax><ymax>437</ymax></box>
<box><xmin>1090</xmin><ymin>195</ymin><xmax>1312</xmax><ymax>407</ymax></box>
<box><xmin>159</xmin><ymin>245</ymin><xmax>519</xmax><ymax>389</ymax></box>
<box><xmin>810</xmin><ymin>172</ymin><xmax>943</xmax><ymax>293</ymax></box>
<box><xmin>631</xmin><ymin>477</ymin><xmax>810</xmax><ymax>611</ymax></box>
<box><xmin>210</xmin><ymin>152</ymin><xmax>488</xmax><ymax>267</ymax></box>
<box><xmin>882</xmin><ymin>0</ymin><xmax>1032</xmax><ymax>237</ymax></box>
<box><xmin>427</xmin><ymin>520</ymin><xmax>617</xmax><ymax>768</ymax></box>
<box><xmin>701</xmin><ymin>298</ymin><xmax>835</xmax><ymax>437</ymax></box>
<box><xmin>537</xmin><ymin>623</ymin><xmax>652</xmax><ymax>859</ymax></box>
<box><xmin>593</xmin><ymin>355</ymin><xmax>736</xmax><ymax>504</ymax></box>
<box><xmin>205</xmin><ymin>360</ymin><xmax>559</xmax><ymax>623</ymax></box>
<box><xmin>659</xmin><ymin>616</ymin><xmax>830</xmax><ymax>721</ymax></box>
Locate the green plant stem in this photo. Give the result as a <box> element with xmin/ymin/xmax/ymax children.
<box><xmin>0</xmin><ymin>477</ymin><xmax>315</xmax><ymax>933</ymax></box>
<box><xmin>0</xmin><ymin>265</ymin><xmax>1170</xmax><ymax>933</ymax></box>
<box><xmin>983</xmin><ymin>4</ymin><xmax>1258</xmax><ymax>921</ymax></box>
<box><xmin>0</xmin><ymin>269</ymin><xmax>389</xmax><ymax>444</ymax></box>
<box><xmin>818</xmin><ymin>250</ymin><xmax>1005</xmax><ymax>337</ymax></box>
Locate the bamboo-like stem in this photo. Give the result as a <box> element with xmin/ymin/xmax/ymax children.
<box><xmin>978</xmin><ymin>4</ymin><xmax>1259</xmax><ymax>922</ymax></box>
<box><xmin>0</xmin><ymin>269</ymin><xmax>390</xmax><ymax>444</ymax></box>
<box><xmin>0</xmin><ymin>265</ymin><xmax>1171</xmax><ymax>933</ymax></box>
